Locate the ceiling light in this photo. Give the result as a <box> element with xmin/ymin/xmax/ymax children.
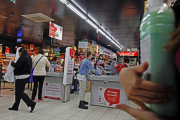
<box><xmin>67</xmin><ymin>4</ymin><xmax>86</xmax><ymax>19</ymax></box>
<box><xmin>59</xmin><ymin>0</ymin><xmax>123</xmax><ymax>49</ymax></box>
<box><xmin>86</xmin><ymin>19</ymin><xmax>97</xmax><ymax>29</ymax></box>
<box><xmin>60</xmin><ymin>0</ymin><xmax>67</xmax><ymax>4</ymax></box>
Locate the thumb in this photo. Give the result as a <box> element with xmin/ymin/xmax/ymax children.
<box><xmin>116</xmin><ymin>104</ymin><xmax>141</xmax><ymax>119</ymax></box>
<box><xmin>131</xmin><ymin>62</ymin><xmax>148</xmax><ymax>73</ymax></box>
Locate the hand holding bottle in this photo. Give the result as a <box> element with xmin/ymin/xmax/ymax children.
<box><xmin>119</xmin><ymin>62</ymin><xmax>173</xmax><ymax>109</ymax></box>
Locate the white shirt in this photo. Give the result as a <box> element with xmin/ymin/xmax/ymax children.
<box><xmin>32</xmin><ymin>54</ymin><xmax>50</xmax><ymax>76</ymax></box>
<box><xmin>15</xmin><ymin>75</ymin><xmax>30</xmax><ymax>79</ymax></box>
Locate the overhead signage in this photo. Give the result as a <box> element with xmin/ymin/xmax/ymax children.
<box><xmin>49</xmin><ymin>22</ymin><xmax>63</xmax><ymax>41</ymax></box>
<box><xmin>10</xmin><ymin>0</ymin><xmax>17</xmax><ymax>4</ymax></box>
<box><xmin>78</xmin><ymin>41</ymin><xmax>88</xmax><ymax>48</ymax></box>
<box><xmin>117</xmin><ymin>52</ymin><xmax>138</xmax><ymax>56</ymax></box>
<box><xmin>63</xmin><ymin>47</ymin><xmax>75</xmax><ymax>85</ymax></box>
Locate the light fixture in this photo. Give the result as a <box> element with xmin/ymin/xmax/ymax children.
<box><xmin>59</xmin><ymin>0</ymin><xmax>123</xmax><ymax>49</ymax></box>
<box><xmin>60</xmin><ymin>0</ymin><xmax>67</xmax><ymax>4</ymax></box>
<box><xmin>86</xmin><ymin>19</ymin><xmax>97</xmax><ymax>29</ymax></box>
<box><xmin>67</xmin><ymin>4</ymin><xmax>86</xmax><ymax>19</ymax></box>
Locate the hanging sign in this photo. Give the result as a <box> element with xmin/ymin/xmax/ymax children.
<box><xmin>78</xmin><ymin>41</ymin><xmax>88</xmax><ymax>48</ymax></box>
<box><xmin>63</xmin><ymin>47</ymin><xmax>75</xmax><ymax>85</ymax></box>
<box><xmin>49</xmin><ymin>22</ymin><xmax>63</xmax><ymax>40</ymax></box>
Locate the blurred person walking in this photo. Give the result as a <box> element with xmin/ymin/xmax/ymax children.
<box><xmin>9</xmin><ymin>48</ymin><xmax>36</xmax><ymax>113</ymax></box>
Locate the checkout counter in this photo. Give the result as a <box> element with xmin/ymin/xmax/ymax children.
<box><xmin>87</xmin><ymin>75</ymin><xmax>127</xmax><ymax>108</ymax></box>
<box><xmin>42</xmin><ymin>72</ymin><xmax>71</xmax><ymax>102</ymax></box>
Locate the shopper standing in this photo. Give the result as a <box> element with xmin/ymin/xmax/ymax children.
<box><xmin>116</xmin><ymin>56</ymin><xmax>130</xmax><ymax>72</ymax></box>
<box><xmin>77</xmin><ymin>51</ymin><xmax>101</xmax><ymax>109</ymax></box>
<box><xmin>111</xmin><ymin>58</ymin><xmax>117</xmax><ymax>75</ymax></box>
<box><xmin>31</xmin><ymin>50</ymin><xmax>50</xmax><ymax>102</ymax></box>
<box><xmin>9</xmin><ymin>48</ymin><xmax>36</xmax><ymax>113</ymax></box>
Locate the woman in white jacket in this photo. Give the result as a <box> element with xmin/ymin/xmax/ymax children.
<box><xmin>31</xmin><ymin>50</ymin><xmax>50</xmax><ymax>102</ymax></box>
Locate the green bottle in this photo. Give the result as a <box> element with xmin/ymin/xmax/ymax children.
<box><xmin>140</xmin><ymin>0</ymin><xmax>178</xmax><ymax>117</ymax></box>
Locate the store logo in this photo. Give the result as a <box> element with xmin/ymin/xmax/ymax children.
<box><xmin>104</xmin><ymin>88</ymin><xmax>120</xmax><ymax>106</ymax></box>
<box><xmin>70</xmin><ymin>48</ymin><xmax>75</xmax><ymax>60</ymax></box>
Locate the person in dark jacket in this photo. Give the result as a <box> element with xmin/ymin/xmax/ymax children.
<box><xmin>9</xmin><ymin>47</ymin><xmax>36</xmax><ymax>113</ymax></box>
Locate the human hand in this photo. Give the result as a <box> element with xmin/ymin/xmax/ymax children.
<box><xmin>11</xmin><ymin>60</ymin><xmax>14</xmax><ymax>63</ymax></box>
<box><xmin>116</xmin><ymin>104</ymin><xmax>164</xmax><ymax>120</ymax></box>
<box><xmin>119</xmin><ymin>62</ymin><xmax>173</xmax><ymax>109</ymax></box>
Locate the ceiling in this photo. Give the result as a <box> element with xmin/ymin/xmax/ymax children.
<box><xmin>0</xmin><ymin>0</ymin><xmax>144</xmax><ymax>52</ymax></box>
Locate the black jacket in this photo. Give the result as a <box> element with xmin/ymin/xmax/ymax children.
<box><xmin>11</xmin><ymin>55</ymin><xmax>32</xmax><ymax>76</ymax></box>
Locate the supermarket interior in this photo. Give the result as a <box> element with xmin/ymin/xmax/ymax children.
<box><xmin>0</xmin><ymin>0</ymin><xmax>179</xmax><ymax>120</ymax></box>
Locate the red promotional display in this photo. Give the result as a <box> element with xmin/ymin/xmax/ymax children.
<box><xmin>44</xmin><ymin>82</ymin><xmax>61</xmax><ymax>100</ymax></box>
<box><xmin>5</xmin><ymin>47</ymin><xmax>10</xmax><ymax>54</ymax></box>
<box><xmin>98</xmin><ymin>87</ymin><xmax>120</xmax><ymax>107</ymax></box>
<box><xmin>104</xmin><ymin>88</ymin><xmax>120</xmax><ymax>106</ymax></box>
<box><xmin>30</xmin><ymin>44</ymin><xmax>34</xmax><ymax>50</ymax></box>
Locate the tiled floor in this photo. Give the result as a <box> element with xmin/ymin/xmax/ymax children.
<box><xmin>0</xmin><ymin>82</ymin><xmax>137</xmax><ymax>120</ymax></box>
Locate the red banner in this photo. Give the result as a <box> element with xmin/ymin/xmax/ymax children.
<box><xmin>117</xmin><ymin>52</ymin><xmax>138</xmax><ymax>56</ymax></box>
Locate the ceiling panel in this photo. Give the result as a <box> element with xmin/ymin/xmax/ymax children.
<box><xmin>0</xmin><ymin>0</ymin><xmax>143</xmax><ymax>51</ymax></box>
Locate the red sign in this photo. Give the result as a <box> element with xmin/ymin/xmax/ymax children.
<box><xmin>104</xmin><ymin>88</ymin><xmax>120</xmax><ymax>106</ymax></box>
<box><xmin>117</xmin><ymin>52</ymin><xmax>138</xmax><ymax>56</ymax></box>
<box><xmin>49</xmin><ymin>22</ymin><xmax>57</xmax><ymax>38</ymax></box>
<box><xmin>5</xmin><ymin>47</ymin><xmax>10</xmax><ymax>54</ymax></box>
<box><xmin>70</xmin><ymin>48</ymin><xmax>75</xmax><ymax>60</ymax></box>
<box><xmin>30</xmin><ymin>44</ymin><xmax>34</xmax><ymax>50</ymax></box>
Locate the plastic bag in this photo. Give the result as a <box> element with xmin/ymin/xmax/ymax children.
<box><xmin>4</xmin><ymin>62</ymin><xmax>15</xmax><ymax>82</ymax></box>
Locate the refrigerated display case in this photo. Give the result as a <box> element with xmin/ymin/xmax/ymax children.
<box><xmin>117</xmin><ymin>51</ymin><xmax>138</xmax><ymax>67</ymax></box>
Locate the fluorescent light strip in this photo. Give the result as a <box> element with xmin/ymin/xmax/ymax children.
<box><xmin>60</xmin><ymin>0</ymin><xmax>67</xmax><ymax>4</ymax></box>
<box><xmin>60</xmin><ymin>0</ymin><xmax>122</xmax><ymax>49</ymax></box>
<box><xmin>67</xmin><ymin>4</ymin><xmax>86</xmax><ymax>19</ymax></box>
<box><xmin>86</xmin><ymin>19</ymin><xmax>97</xmax><ymax>29</ymax></box>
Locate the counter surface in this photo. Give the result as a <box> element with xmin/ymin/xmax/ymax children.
<box><xmin>46</xmin><ymin>72</ymin><xmax>64</xmax><ymax>77</ymax></box>
<box><xmin>87</xmin><ymin>75</ymin><xmax>119</xmax><ymax>82</ymax></box>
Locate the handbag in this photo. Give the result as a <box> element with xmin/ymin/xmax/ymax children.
<box><xmin>30</xmin><ymin>56</ymin><xmax>43</xmax><ymax>83</ymax></box>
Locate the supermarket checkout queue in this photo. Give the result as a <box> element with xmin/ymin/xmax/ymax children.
<box><xmin>116</xmin><ymin>1</ymin><xmax>180</xmax><ymax>120</ymax></box>
<box><xmin>77</xmin><ymin>51</ymin><xmax>102</xmax><ymax>109</ymax></box>
<box><xmin>9</xmin><ymin>48</ymin><xmax>36</xmax><ymax>113</ymax></box>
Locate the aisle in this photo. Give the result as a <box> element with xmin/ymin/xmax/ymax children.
<box><xmin>0</xmin><ymin>82</ymin><xmax>136</xmax><ymax>120</ymax></box>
